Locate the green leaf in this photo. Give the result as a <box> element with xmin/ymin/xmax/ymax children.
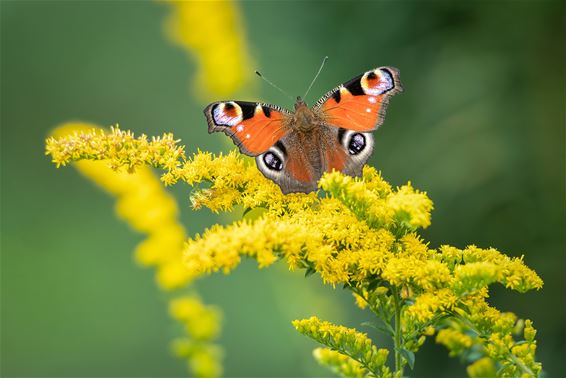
<box><xmin>304</xmin><ymin>267</ymin><xmax>316</xmax><ymax>278</ymax></box>
<box><xmin>399</xmin><ymin>348</ymin><xmax>415</xmax><ymax>370</ymax></box>
<box><xmin>361</xmin><ymin>319</ymin><xmax>394</xmax><ymax>336</ymax></box>
<box><xmin>367</xmin><ymin>278</ymin><xmax>381</xmax><ymax>292</ymax></box>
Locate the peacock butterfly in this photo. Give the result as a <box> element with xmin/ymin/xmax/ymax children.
<box><xmin>204</xmin><ymin>66</ymin><xmax>402</xmax><ymax>194</ymax></box>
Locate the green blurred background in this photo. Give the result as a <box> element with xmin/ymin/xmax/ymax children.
<box><xmin>1</xmin><ymin>1</ymin><xmax>564</xmax><ymax>377</ymax></box>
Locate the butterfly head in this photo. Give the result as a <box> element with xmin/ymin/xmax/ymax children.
<box><xmin>294</xmin><ymin>96</ymin><xmax>307</xmax><ymax>109</ymax></box>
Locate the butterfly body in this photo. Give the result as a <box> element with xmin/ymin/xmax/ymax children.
<box><xmin>290</xmin><ymin>98</ymin><xmax>320</xmax><ymax>132</ymax></box>
<box><xmin>204</xmin><ymin>67</ymin><xmax>402</xmax><ymax>194</ymax></box>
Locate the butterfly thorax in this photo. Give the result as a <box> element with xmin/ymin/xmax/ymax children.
<box><xmin>292</xmin><ymin>97</ymin><xmax>319</xmax><ymax>132</ymax></box>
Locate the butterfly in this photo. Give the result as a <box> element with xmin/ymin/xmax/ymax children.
<box><xmin>204</xmin><ymin>67</ymin><xmax>402</xmax><ymax>194</ymax></box>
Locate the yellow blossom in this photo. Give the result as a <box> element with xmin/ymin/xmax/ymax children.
<box><xmin>160</xmin><ymin>0</ymin><xmax>254</xmax><ymax>100</ymax></box>
<box><xmin>353</xmin><ymin>290</ymin><xmax>369</xmax><ymax>310</ymax></box>
<box><xmin>173</xmin><ymin>339</ymin><xmax>223</xmax><ymax>378</ymax></box>
<box><xmin>467</xmin><ymin>357</ymin><xmax>497</xmax><ymax>378</ymax></box>
<box><xmin>45</xmin><ymin>127</ymin><xmax>544</xmax><ymax>377</ymax></box>
<box><xmin>386</xmin><ymin>182</ymin><xmax>433</xmax><ymax>229</ymax></box>
<box><xmin>313</xmin><ymin>348</ymin><xmax>369</xmax><ymax>378</ymax></box>
<box><xmin>435</xmin><ymin>328</ymin><xmax>474</xmax><ymax>357</ymax></box>
<box><xmin>50</xmin><ymin>123</ymin><xmax>190</xmax><ymax>289</ymax></box>
<box><xmin>48</xmin><ymin>123</ymin><xmax>220</xmax><ymax>378</ymax></box>
<box><xmin>405</xmin><ymin>289</ymin><xmax>458</xmax><ymax>324</ymax></box>
<box><xmin>47</xmin><ymin>125</ymin><xmax>185</xmax><ymax>172</ymax></box>
<box><xmin>524</xmin><ymin>319</ymin><xmax>536</xmax><ymax>342</ymax></box>
<box><xmin>294</xmin><ymin>317</ymin><xmax>390</xmax><ymax>377</ymax></box>
<box><xmin>170</xmin><ymin>296</ymin><xmax>222</xmax><ymax>341</ymax></box>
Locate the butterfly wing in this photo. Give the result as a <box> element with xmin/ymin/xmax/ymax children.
<box><xmin>313</xmin><ymin>67</ymin><xmax>401</xmax><ymax>176</ymax></box>
<box><xmin>205</xmin><ymin>100</ymin><xmax>315</xmax><ymax>193</ymax></box>
<box><xmin>319</xmin><ymin>126</ymin><xmax>375</xmax><ymax>177</ymax></box>
<box><xmin>204</xmin><ymin>101</ymin><xmax>291</xmax><ymax>156</ymax></box>
<box><xmin>204</xmin><ymin>67</ymin><xmax>402</xmax><ymax>194</ymax></box>
<box><xmin>255</xmin><ymin>132</ymin><xmax>321</xmax><ymax>194</ymax></box>
<box><xmin>313</xmin><ymin>67</ymin><xmax>402</xmax><ymax>132</ymax></box>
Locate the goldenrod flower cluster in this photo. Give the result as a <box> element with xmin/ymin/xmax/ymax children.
<box><xmin>47</xmin><ymin>124</ymin><xmax>221</xmax><ymax>378</ymax></box>
<box><xmin>46</xmin><ymin>127</ymin><xmax>544</xmax><ymax>377</ymax></box>
<box><xmin>313</xmin><ymin>348</ymin><xmax>367</xmax><ymax>378</ymax></box>
<box><xmin>160</xmin><ymin>0</ymin><xmax>254</xmax><ymax>100</ymax></box>
<box><xmin>46</xmin><ymin>126</ymin><xmax>184</xmax><ymax>172</ymax></box>
<box><xmin>47</xmin><ymin>2</ymin><xmax>254</xmax><ymax>376</ymax></box>
<box><xmin>294</xmin><ymin>317</ymin><xmax>390</xmax><ymax>378</ymax></box>
<box><xmin>170</xmin><ymin>296</ymin><xmax>223</xmax><ymax>377</ymax></box>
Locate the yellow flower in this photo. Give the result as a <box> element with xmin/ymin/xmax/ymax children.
<box><xmin>386</xmin><ymin>182</ymin><xmax>433</xmax><ymax>229</ymax></box>
<box><xmin>49</xmin><ymin>123</ymin><xmax>221</xmax><ymax>377</ymax></box>
<box><xmin>466</xmin><ymin>357</ymin><xmax>497</xmax><ymax>378</ymax></box>
<box><xmin>170</xmin><ymin>296</ymin><xmax>222</xmax><ymax>341</ymax></box>
<box><xmin>435</xmin><ymin>328</ymin><xmax>474</xmax><ymax>357</ymax></box>
<box><xmin>50</xmin><ymin>123</ymin><xmax>190</xmax><ymax>290</ymax></box>
<box><xmin>45</xmin><ymin>127</ymin><xmax>544</xmax><ymax>377</ymax></box>
<box><xmin>405</xmin><ymin>289</ymin><xmax>458</xmax><ymax>324</ymax></box>
<box><xmin>313</xmin><ymin>348</ymin><xmax>368</xmax><ymax>378</ymax></box>
<box><xmin>294</xmin><ymin>317</ymin><xmax>390</xmax><ymax>377</ymax></box>
<box><xmin>462</xmin><ymin>246</ymin><xmax>543</xmax><ymax>292</ymax></box>
<box><xmin>172</xmin><ymin>339</ymin><xmax>223</xmax><ymax>378</ymax></box>
<box><xmin>160</xmin><ymin>0</ymin><xmax>255</xmax><ymax>100</ymax></box>
<box><xmin>524</xmin><ymin>319</ymin><xmax>536</xmax><ymax>342</ymax></box>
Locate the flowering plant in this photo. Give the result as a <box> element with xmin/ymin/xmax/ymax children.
<box><xmin>46</xmin><ymin>126</ymin><xmax>543</xmax><ymax>377</ymax></box>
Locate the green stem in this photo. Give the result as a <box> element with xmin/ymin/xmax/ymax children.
<box><xmin>509</xmin><ymin>353</ymin><xmax>535</xmax><ymax>377</ymax></box>
<box><xmin>392</xmin><ymin>286</ymin><xmax>403</xmax><ymax>376</ymax></box>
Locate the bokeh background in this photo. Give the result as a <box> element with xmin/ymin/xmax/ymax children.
<box><xmin>1</xmin><ymin>1</ymin><xmax>564</xmax><ymax>377</ymax></box>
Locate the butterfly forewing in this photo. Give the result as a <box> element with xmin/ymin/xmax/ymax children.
<box><xmin>204</xmin><ymin>101</ymin><xmax>291</xmax><ymax>156</ymax></box>
<box><xmin>314</xmin><ymin>67</ymin><xmax>402</xmax><ymax>132</ymax></box>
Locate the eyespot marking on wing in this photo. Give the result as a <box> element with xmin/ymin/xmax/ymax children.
<box><xmin>212</xmin><ymin>102</ymin><xmax>243</xmax><ymax>127</ymax></box>
<box><xmin>360</xmin><ymin>68</ymin><xmax>394</xmax><ymax>96</ymax></box>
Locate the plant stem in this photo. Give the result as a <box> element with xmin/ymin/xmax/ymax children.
<box><xmin>392</xmin><ymin>286</ymin><xmax>403</xmax><ymax>376</ymax></box>
<box><xmin>508</xmin><ymin>353</ymin><xmax>535</xmax><ymax>377</ymax></box>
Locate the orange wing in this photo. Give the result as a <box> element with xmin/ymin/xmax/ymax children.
<box><xmin>204</xmin><ymin>101</ymin><xmax>291</xmax><ymax>156</ymax></box>
<box><xmin>314</xmin><ymin>67</ymin><xmax>402</xmax><ymax>132</ymax></box>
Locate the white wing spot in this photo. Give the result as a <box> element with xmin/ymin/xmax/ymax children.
<box><xmin>213</xmin><ymin>102</ymin><xmax>242</xmax><ymax>126</ymax></box>
<box><xmin>368</xmin><ymin>96</ymin><xmax>377</xmax><ymax>103</ymax></box>
<box><xmin>236</xmin><ymin>124</ymin><xmax>244</xmax><ymax>132</ymax></box>
<box><xmin>366</xmin><ymin>108</ymin><xmax>372</xmax><ymax>113</ymax></box>
<box><xmin>246</xmin><ymin>133</ymin><xmax>251</xmax><ymax>139</ymax></box>
<box><xmin>362</xmin><ymin>70</ymin><xmax>394</xmax><ymax>96</ymax></box>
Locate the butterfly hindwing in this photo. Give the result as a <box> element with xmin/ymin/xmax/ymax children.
<box><xmin>204</xmin><ymin>101</ymin><xmax>291</xmax><ymax>156</ymax></box>
<box><xmin>314</xmin><ymin>67</ymin><xmax>402</xmax><ymax>132</ymax></box>
<box><xmin>319</xmin><ymin>126</ymin><xmax>375</xmax><ymax>178</ymax></box>
<box><xmin>255</xmin><ymin>134</ymin><xmax>318</xmax><ymax>194</ymax></box>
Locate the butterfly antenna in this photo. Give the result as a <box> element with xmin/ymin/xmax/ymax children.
<box><xmin>255</xmin><ymin>70</ymin><xmax>294</xmax><ymax>101</ymax></box>
<box><xmin>303</xmin><ymin>56</ymin><xmax>329</xmax><ymax>101</ymax></box>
